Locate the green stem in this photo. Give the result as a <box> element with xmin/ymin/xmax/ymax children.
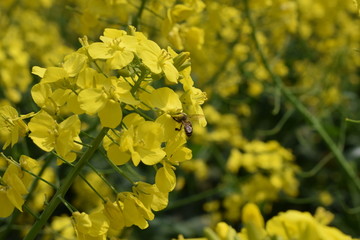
<box><xmin>133</xmin><ymin>0</ymin><xmax>147</xmax><ymax>28</ymax></box>
<box><xmin>166</xmin><ymin>185</ymin><xmax>224</xmax><ymax>210</ymax></box>
<box><xmin>86</xmin><ymin>162</ymin><xmax>119</xmax><ymax>196</ymax></box>
<box><xmin>24</xmin><ymin>127</ymin><xmax>109</xmax><ymax>240</ymax></box>
<box><xmin>101</xmin><ymin>150</ymin><xmax>136</xmax><ymax>185</ymax></box>
<box><xmin>244</xmin><ymin>0</ymin><xmax>360</xmax><ymax>193</ymax></box>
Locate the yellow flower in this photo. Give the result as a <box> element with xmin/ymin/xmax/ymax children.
<box><xmin>0</xmin><ymin>105</ymin><xmax>28</xmax><ymax>149</ymax></box>
<box><xmin>118</xmin><ymin>192</ymin><xmax>154</xmax><ymax>229</ymax></box>
<box><xmin>0</xmin><ymin>156</ymin><xmax>38</xmax><ymax>218</ymax></box>
<box><xmin>36</xmin><ymin>52</ymin><xmax>87</xmax><ymax>83</ymax></box>
<box><xmin>103</xmin><ymin>200</ymin><xmax>125</xmax><ymax>236</ymax></box>
<box><xmin>133</xmin><ymin>182</ymin><xmax>169</xmax><ymax>212</ymax></box>
<box><xmin>28</xmin><ymin>111</ymin><xmax>82</xmax><ymax>164</ymax></box>
<box><xmin>179</xmin><ymin>80</ymin><xmax>207</xmax><ymax>127</ymax></box>
<box><xmin>72</xmin><ymin>211</ymin><xmax>109</xmax><ymax>240</ymax></box>
<box><xmin>77</xmin><ymin>67</ymin><xmax>138</xmax><ymax>128</ymax></box>
<box><xmin>87</xmin><ymin>28</ymin><xmax>137</xmax><ymax>70</ymax></box>
<box><xmin>141</xmin><ymin>87</ymin><xmax>182</xmax><ymax>114</ymax></box>
<box><xmin>214</xmin><ymin>222</ymin><xmax>238</xmax><ymax>240</ymax></box>
<box><xmin>31</xmin><ymin>83</ymin><xmax>83</xmax><ymax>116</ymax></box>
<box><xmin>266</xmin><ymin>210</ymin><xmax>323</xmax><ymax>240</ymax></box>
<box><xmin>107</xmin><ymin>114</ymin><xmax>166</xmax><ymax>166</ymax></box>
<box><xmin>137</xmin><ymin>39</ymin><xmax>179</xmax><ymax>84</ymax></box>
<box><xmin>240</xmin><ymin>203</ymin><xmax>266</xmax><ymax>240</ymax></box>
<box><xmin>226</xmin><ymin>148</ymin><xmax>243</xmax><ymax>173</ymax></box>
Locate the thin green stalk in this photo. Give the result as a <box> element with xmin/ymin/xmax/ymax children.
<box><xmin>23</xmin><ymin>204</ymin><xmax>40</xmax><ymax>220</ymax></box>
<box><xmin>133</xmin><ymin>0</ymin><xmax>147</xmax><ymax>28</ymax></box>
<box><xmin>346</xmin><ymin>118</ymin><xmax>360</xmax><ymax>124</ymax></box>
<box><xmin>298</xmin><ymin>153</ymin><xmax>332</xmax><ymax>178</ymax></box>
<box><xmin>101</xmin><ymin>149</ymin><xmax>136</xmax><ymax>185</ymax></box>
<box><xmin>244</xmin><ymin>0</ymin><xmax>360</xmax><ymax>193</ymax></box>
<box><xmin>257</xmin><ymin>108</ymin><xmax>294</xmax><ymax>136</ymax></box>
<box><xmin>58</xmin><ymin>196</ymin><xmax>76</xmax><ymax>213</ymax></box>
<box><xmin>78</xmin><ymin>172</ymin><xmax>107</xmax><ymax>202</ymax></box>
<box><xmin>21</xmin><ymin>168</ymin><xmax>57</xmax><ymax>190</ymax></box>
<box><xmin>24</xmin><ymin>127</ymin><xmax>109</xmax><ymax>240</ymax></box>
<box><xmin>166</xmin><ymin>185</ymin><xmax>225</xmax><ymax>211</ymax></box>
<box><xmin>86</xmin><ymin>162</ymin><xmax>119</xmax><ymax>195</ymax></box>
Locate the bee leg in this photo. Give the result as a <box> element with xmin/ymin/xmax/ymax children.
<box><xmin>175</xmin><ymin>123</ymin><xmax>183</xmax><ymax>131</ymax></box>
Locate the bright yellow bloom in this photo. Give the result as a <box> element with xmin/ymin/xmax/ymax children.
<box><xmin>107</xmin><ymin>114</ymin><xmax>166</xmax><ymax>166</ymax></box>
<box><xmin>164</xmin><ymin>132</ymin><xmax>192</xmax><ymax>165</ymax></box>
<box><xmin>0</xmin><ymin>156</ymin><xmax>38</xmax><ymax>217</ymax></box>
<box><xmin>28</xmin><ymin>111</ymin><xmax>82</xmax><ymax>164</ymax></box>
<box><xmin>179</xmin><ymin>71</ymin><xmax>207</xmax><ymax>127</ymax></box>
<box><xmin>31</xmin><ymin>82</ymin><xmax>83</xmax><ymax>116</ymax></box>
<box><xmin>242</xmin><ymin>203</ymin><xmax>265</xmax><ymax>229</ymax></box>
<box><xmin>77</xmin><ymin>67</ymin><xmax>138</xmax><ymax>128</ymax></box>
<box><xmin>72</xmin><ymin>211</ymin><xmax>109</xmax><ymax>240</ymax></box>
<box><xmin>141</xmin><ymin>87</ymin><xmax>183</xmax><ymax>114</ymax></box>
<box><xmin>137</xmin><ymin>39</ymin><xmax>179</xmax><ymax>84</ymax></box>
<box><xmin>118</xmin><ymin>192</ymin><xmax>154</xmax><ymax>229</ymax></box>
<box><xmin>0</xmin><ymin>105</ymin><xmax>28</xmax><ymax>149</ymax></box>
<box><xmin>266</xmin><ymin>209</ymin><xmax>353</xmax><ymax>240</ymax></box>
<box><xmin>133</xmin><ymin>182</ymin><xmax>169</xmax><ymax>212</ymax></box>
<box><xmin>87</xmin><ymin>28</ymin><xmax>137</xmax><ymax>70</ymax></box>
<box><xmin>214</xmin><ymin>222</ymin><xmax>238</xmax><ymax>240</ymax></box>
<box><xmin>103</xmin><ymin>200</ymin><xmax>125</xmax><ymax>236</ymax></box>
<box><xmin>38</xmin><ymin>52</ymin><xmax>88</xmax><ymax>83</ymax></box>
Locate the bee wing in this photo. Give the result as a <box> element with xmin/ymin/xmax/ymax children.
<box><xmin>189</xmin><ymin>114</ymin><xmax>207</xmax><ymax>127</ymax></box>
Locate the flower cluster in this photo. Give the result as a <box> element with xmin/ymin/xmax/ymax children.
<box><xmin>0</xmin><ymin>26</ymin><xmax>206</xmax><ymax>239</ymax></box>
<box><xmin>176</xmin><ymin>203</ymin><xmax>358</xmax><ymax>240</ymax></box>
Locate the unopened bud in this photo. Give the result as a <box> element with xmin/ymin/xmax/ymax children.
<box><xmin>173</xmin><ymin>51</ymin><xmax>191</xmax><ymax>71</ymax></box>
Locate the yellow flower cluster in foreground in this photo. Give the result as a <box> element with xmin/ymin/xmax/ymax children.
<box><xmin>177</xmin><ymin>203</ymin><xmax>358</xmax><ymax>240</ymax></box>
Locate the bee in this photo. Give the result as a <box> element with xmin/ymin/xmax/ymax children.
<box><xmin>172</xmin><ymin>112</ymin><xmax>193</xmax><ymax>137</ymax></box>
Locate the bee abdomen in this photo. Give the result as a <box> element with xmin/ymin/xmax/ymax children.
<box><xmin>184</xmin><ymin>122</ymin><xmax>193</xmax><ymax>137</ymax></box>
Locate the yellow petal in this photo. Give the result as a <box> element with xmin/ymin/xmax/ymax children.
<box><xmin>88</xmin><ymin>42</ymin><xmax>113</xmax><ymax>59</ymax></box>
<box><xmin>41</xmin><ymin>67</ymin><xmax>68</xmax><ymax>83</ymax></box>
<box><xmin>155</xmin><ymin>165</ymin><xmax>176</xmax><ymax>192</ymax></box>
<box><xmin>0</xmin><ymin>188</ymin><xmax>15</xmax><ymax>217</ymax></box>
<box><xmin>31</xmin><ymin>83</ymin><xmax>52</xmax><ymax>108</ymax></box>
<box><xmin>31</xmin><ymin>66</ymin><xmax>46</xmax><ymax>78</ymax></box>
<box><xmin>28</xmin><ymin>111</ymin><xmax>57</xmax><ymax>152</ymax></box>
<box><xmin>98</xmin><ymin>100</ymin><xmax>122</xmax><ymax>128</ymax></box>
<box><xmin>107</xmin><ymin>145</ymin><xmax>131</xmax><ymax>165</ymax></box>
<box><xmin>63</xmin><ymin>52</ymin><xmax>87</xmax><ymax>77</ymax></box>
<box><xmin>142</xmin><ymin>87</ymin><xmax>182</xmax><ymax>113</ymax></box>
<box><xmin>78</xmin><ymin>88</ymin><xmax>107</xmax><ymax>115</ymax></box>
<box><xmin>136</xmin><ymin>147</ymin><xmax>166</xmax><ymax>166</ymax></box>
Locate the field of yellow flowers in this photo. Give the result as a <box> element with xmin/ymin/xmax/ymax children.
<box><xmin>1</xmin><ymin>0</ymin><xmax>360</xmax><ymax>239</ymax></box>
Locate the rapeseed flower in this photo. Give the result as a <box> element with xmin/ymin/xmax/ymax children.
<box><xmin>28</xmin><ymin>111</ymin><xmax>82</xmax><ymax>163</ymax></box>
<box><xmin>0</xmin><ymin>155</ymin><xmax>38</xmax><ymax>217</ymax></box>
<box><xmin>107</xmin><ymin>114</ymin><xmax>166</xmax><ymax>166</ymax></box>
<box><xmin>72</xmin><ymin>211</ymin><xmax>109</xmax><ymax>240</ymax></box>
<box><xmin>0</xmin><ymin>105</ymin><xmax>28</xmax><ymax>149</ymax></box>
<box><xmin>137</xmin><ymin>39</ymin><xmax>179</xmax><ymax>84</ymax></box>
<box><xmin>87</xmin><ymin>28</ymin><xmax>137</xmax><ymax>70</ymax></box>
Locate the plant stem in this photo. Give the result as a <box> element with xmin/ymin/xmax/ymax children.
<box><xmin>244</xmin><ymin>0</ymin><xmax>360</xmax><ymax>193</ymax></box>
<box><xmin>24</xmin><ymin>127</ymin><xmax>109</xmax><ymax>240</ymax></box>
